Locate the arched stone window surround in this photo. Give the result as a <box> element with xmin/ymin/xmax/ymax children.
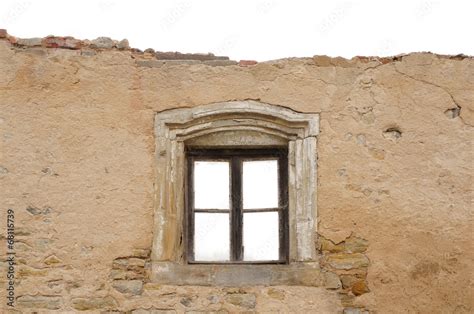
<box><xmin>152</xmin><ymin>100</ymin><xmax>320</xmax><ymax>285</ymax></box>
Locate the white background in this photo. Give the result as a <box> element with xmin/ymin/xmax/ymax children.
<box><xmin>1</xmin><ymin>0</ymin><xmax>472</xmax><ymax>61</ymax></box>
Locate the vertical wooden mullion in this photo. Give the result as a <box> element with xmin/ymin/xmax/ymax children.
<box><xmin>231</xmin><ymin>157</ymin><xmax>243</xmax><ymax>261</ymax></box>
<box><xmin>279</xmin><ymin>152</ymin><xmax>289</xmax><ymax>263</ymax></box>
<box><xmin>186</xmin><ymin>156</ymin><xmax>195</xmax><ymax>262</ymax></box>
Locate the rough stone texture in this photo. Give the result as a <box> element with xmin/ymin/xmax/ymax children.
<box><xmin>132</xmin><ymin>309</ymin><xmax>177</xmax><ymax>314</ymax></box>
<box><xmin>351</xmin><ymin>280</ymin><xmax>370</xmax><ymax>296</ymax></box>
<box><xmin>203</xmin><ymin>60</ymin><xmax>238</xmax><ymax>66</ymax></box>
<box><xmin>71</xmin><ymin>296</ymin><xmax>118</xmax><ymax>310</ymax></box>
<box><xmin>116</xmin><ymin>39</ymin><xmax>130</xmax><ymax>50</ymax></box>
<box><xmin>43</xmin><ymin>36</ymin><xmax>82</xmax><ymax>49</ymax></box>
<box><xmin>112</xmin><ymin>279</ymin><xmax>144</xmax><ymax>295</ymax></box>
<box><xmin>224</xmin><ymin>293</ymin><xmax>256</xmax><ymax>309</ymax></box>
<box><xmin>16</xmin><ymin>295</ymin><xmax>62</xmax><ymax>309</ymax></box>
<box><xmin>343</xmin><ymin>308</ymin><xmax>369</xmax><ymax>314</ymax></box>
<box><xmin>323</xmin><ymin>253</ymin><xmax>370</xmax><ymax>270</ymax></box>
<box><xmin>155</xmin><ymin>51</ymin><xmax>229</xmax><ymax>61</ymax></box>
<box><xmin>15</xmin><ymin>37</ymin><xmax>43</xmax><ymax>47</ymax></box>
<box><xmin>43</xmin><ymin>254</ymin><xmax>62</xmax><ymax>265</ymax></box>
<box><xmin>90</xmin><ymin>37</ymin><xmax>116</xmax><ymax>49</ymax></box>
<box><xmin>0</xmin><ymin>32</ymin><xmax>473</xmax><ymax>313</ymax></box>
<box><xmin>323</xmin><ymin>271</ymin><xmax>342</xmax><ymax>290</ymax></box>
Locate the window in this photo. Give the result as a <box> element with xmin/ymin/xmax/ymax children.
<box><xmin>186</xmin><ymin>148</ymin><xmax>288</xmax><ymax>263</ymax></box>
<box><xmin>152</xmin><ymin>100</ymin><xmax>319</xmax><ymax>286</ymax></box>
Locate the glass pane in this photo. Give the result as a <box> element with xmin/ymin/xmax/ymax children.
<box><xmin>194</xmin><ymin>161</ymin><xmax>230</xmax><ymax>209</ymax></box>
<box><xmin>243</xmin><ymin>160</ymin><xmax>278</xmax><ymax>209</ymax></box>
<box><xmin>194</xmin><ymin>213</ymin><xmax>230</xmax><ymax>261</ymax></box>
<box><xmin>243</xmin><ymin>212</ymin><xmax>279</xmax><ymax>261</ymax></box>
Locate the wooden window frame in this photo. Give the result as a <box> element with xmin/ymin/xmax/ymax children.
<box><xmin>186</xmin><ymin>148</ymin><xmax>289</xmax><ymax>264</ymax></box>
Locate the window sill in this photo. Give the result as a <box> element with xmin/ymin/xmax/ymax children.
<box><xmin>187</xmin><ymin>260</ymin><xmax>287</xmax><ymax>265</ymax></box>
<box><xmin>152</xmin><ymin>261</ymin><xmax>324</xmax><ymax>286</ymax></box>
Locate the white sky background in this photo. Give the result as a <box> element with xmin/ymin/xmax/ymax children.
<box><xmin>1</xmin><ymin>0</ymin><xmax>473</xmax><ymax>61</ymax></box>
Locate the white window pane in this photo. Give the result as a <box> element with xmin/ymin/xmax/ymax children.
<box><xmin>194</xmin><ymin>213</ymin><xmax>230</xmax><ymax>261</ymax></box>
<box><xmin>194</xmin><ymin>161</ymin><xmax>230</xmax><ymax>209</ymax></box>
<box><xmin>243</xmin><ymin>160</ymin><xmax>278</xmax><ymax>209</ymax></box>
<box><xmin>243</xmin><ymin>212</ymin><xmax>279</xmax><ymax>261</ymax></box>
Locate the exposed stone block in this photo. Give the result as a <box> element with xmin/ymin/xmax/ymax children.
<box><xmin>131</xmin><ymin>308</ymin><xmax>176</xmax><ymax>314</ymax></box>
<box><xmin>180</xmin><ymin>296</ymin><xmax>193</xmax><ymax>307</ymax></box>
<box><xmin>90</xmin><ymin>37</ymin><xmax>116</xmax><ymax>49</ymax></box>
<box><xmin>444</xmin><ymin>107</ymin><xmax>461</xmax><ymax>119</ymax></box>
<box><xmin>318</xmin><ymin>237</ymin><xmax>344</xmax><ymax>253</ymax></box>
<box><xmin>26</xmin><ymin>205</ymin><xmax>51</xmax><ymax>215</ymax></box>
<box><xmin>343</xmin><ymin>236</ymin><xmax>368</xmax><ymax>253</ymax></box>
<box><xmin>16</xmin><ymin>37</ymin><xmax>42</xmax><ymax>47</ymax></box>
<box><xmin>116</xmin><ymin>39</ymin><xmax>130</xmax><ymax>50</ymax></box>
<box><xmin>323</xmin><ymin>271</ymin><xmax>342</xmax><ymax>289</ymax></box>
<box><xmin>43</xmin><ymin>36</ymin><xmax>81</xmax><ymax>49</ymax></box>
<box><xmin>382</xmin><ymin>127</ymin><xmax>402</xmax><ymax>141</ymax></box>
<box><xmin>203</xmin><ymin>60</ymin><xmax>238</xmax><ymax>66</ymax></box>
<box><xmin>368</xmin><ymin>146</ymin><xmax>385</xmax><ymax>160</ymax></box>
<box><xmin>112</xmin><ymin>279</ymin><xmax>144</xmax><ymax>295</ymax></box>
<box><xmin>138</xmin><ymin>59</ymin><xmax>203</xmax><ymax>67</ymax></box>
<box><xmin>136</xmin><ymin>60</ymin><xmax>165</xmax><ymax>68</ymax></box>
<box><xmin>17</xmin><ymin>265</ymin><xmax>48</xmax><ymax>278</ymax></box>
<box><xmin>239</xmin><ymin>60</ymin><xmax>258</xmax><ymax>66</ymax></box>
<box><xmin>127</xmin><ymin>257</ymin><xmax>147</xmax><ymax>267</ymax></box>
<box><xmin>26</xmin><ymin>205</ymin><xmax>42</xmax><ymax>215</ymax></box>
<box><xmin>132</xmin><ymin>248</ymin><xmax>151</xmax><ymax>258</ymax></box>
<box><xmin>162</xmin><ymin>60</ymin><xmax>202</xmax><ymax>65</ymax></box>
<box><xmin>16</xmin><ymin>295</ymin><xmax>62</xmax><ymax>310</ymax></box>
<box><xmin>81</xmin><ymin>50</ymin><xmax>97</xmax><ymax>56</ymax></box>
<box><xmin>224</xmin><ymin>293</ymin><xmax>256</xmax><ymax>309</ymax></box>
<box><xmin>71</xmin><ymin>296</ymin><xmax>117</xmax><ymax>310</ymax></box>
<box><xmin>318</xmin><ymin>235</ymin><xmax>368</xmax><ymax>254</ymax></box>
<box><xmin>43</xmin><ymin>254</ymin><xmax>62</xmax><ymax>265</ymax></box>
<box><xmin>143</xmin><ymin>283</ymin><xmax>162</xmax><ymax>290</ymax></box>
<box><xmin>0</xmin><ymin>165</ymin><xmax>8</xmax><ymax>174</ymax></box>
<box><xmin>313</xmin><ymin>55</ymin><xmax>354</xmax><ymax>67</ymax></box>
<box><xmin>155</xmin><ymin>51</ymin><xmax>228</xmax><ymax>61</ymax></box>
<box><xmin>113</xmin><ymin>257</ymin><xmax>146</xmax><ymax>268</ymax></box>
<box><xmin>266</xmin><ymin>287</ymin><xmax>286</xmax><ymax>300</ymax></box>
<box><xmin>110</xmin><ymin>268</ymin><xmax>145</xmax><ymax>280</ymax></box>
<box><xmin>343</xmin><ymin>307</ymin><xmax>369</xmax><ymax>314</ymax></box>
<box><xmin>351</xmin><ymin>280</ymin><xmax>370</xmax><ymax>296</ymax></box>
<box><xmin>323</xmin><ymin>253</ymin><xmax>369</xmax><ymax>270</ymax></box>
<box><xmin>340</xmin><ymin>275</ymin><xmax>361</xmax><ymax>289</ymax></box>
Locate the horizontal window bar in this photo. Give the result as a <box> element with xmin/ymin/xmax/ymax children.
<box><xmin>242</xmin><ymin>207</ymin><xmax>281</xmax><ymax>213</ymax></box>
<box><xmin>194</xmin><ymin>209</ymin><xmax>231</xmax><ymax>213</ymax></box>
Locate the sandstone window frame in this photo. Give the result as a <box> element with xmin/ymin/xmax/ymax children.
<box><xmin>152</xmin><ymin>100</ymin><xmax>320</xmax><ymax>286</ymax></box>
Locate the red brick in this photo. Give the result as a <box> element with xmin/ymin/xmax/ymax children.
<box><xmin>238</xmin><ymin>60</ymin><xmax>258</xmax><ymax>66</ymax></box>
<box><xmin>43</xmin><ymin>36</ymin><xmax>82</xmax><ymax>49</ymax></box>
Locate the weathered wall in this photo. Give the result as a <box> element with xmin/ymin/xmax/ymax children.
<box><xmin>0</xmin><ymin>31</ymin><xmax>473</xmax><ymax>313</ymax></box>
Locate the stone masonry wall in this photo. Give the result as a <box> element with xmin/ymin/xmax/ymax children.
<box><xmin>0</xmin><ymin>30</ymin><xmax>473</xmax><ymax>313</ymax></box>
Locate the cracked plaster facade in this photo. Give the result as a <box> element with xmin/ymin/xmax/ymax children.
<box><xmin>0</xmin><ymin>31</ymin><xmax>473</xmax><ymax>313</ymax></box>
